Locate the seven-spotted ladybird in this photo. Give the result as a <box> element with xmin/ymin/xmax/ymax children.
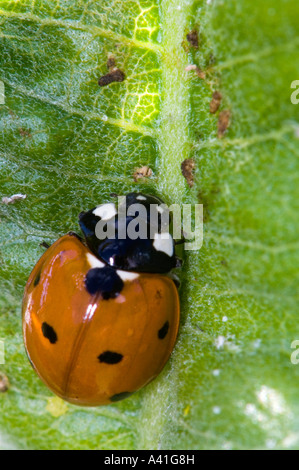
<box><xmin>22</xmin><ymin>193</ymin><xmax>181</xmax><ymax>406</ymax></box>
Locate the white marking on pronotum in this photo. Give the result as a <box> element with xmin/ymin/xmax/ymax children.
<box><xmin>136</xmin><ymin>195</ymin><xmax>147</xmax><ymax>201</ymax></box>
<box><xmin>116</xmin><ymin>270</ymin><xmax>139</xmax><ymax>282</ymax></box>
<box><xmin>2</xmin><ymin>194</ymin><xmax>27</xmax><ymax>204</ymax></box>
<box><xmin>92</xmin><ymin>203</ymin><xmax>117</xmax><ymax>220</ymax></box>
<box><xmin>86</xmin><ymin>253</ymin><xmax>105</xmax><ymax>269</ymax></box>
<box><xmin>153</xmin><ymin>233</ymin><xmax>174</xmax><ymax>257</ymax></box>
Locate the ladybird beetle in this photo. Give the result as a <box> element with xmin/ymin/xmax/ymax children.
<box><xmin>22</xmin><ymin>193</ymin><xmax>181</xmax><ymax>406</ymax></box>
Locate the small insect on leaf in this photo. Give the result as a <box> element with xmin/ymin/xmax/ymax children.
<box><xmin>217</xmin><ymin>110</ymin><xmax>231</xmax><ymax>138</ymax></box>
<box><xmin>210</xmin><ymin>91</ymin><xmax>223</xmax><ymax>114</ymax></box>
<box><xmin>186</xmin><ymin>30</ymin><xmax>199</xmax><ymax>48</ymax></box>
<box><xmin>98</xmin><ymin>69</ymin><xmax>126</xmax><ymax>87</ymax></box>
<box><xmin>181</xmin><ymin>158</ymin><xmax>195</xmax><ymax>188</ymax></box>
<box><xmin>1</xmin><ymin>194</ymin><xmax>27</xmax><ymax>205</ymax></box>
<box><xmin>106</xmin><ymin>56</ymin><xmax>116</xmax><ymax>70</ymax></box>
<box><xmin>133</xmin><ymin>166</ymin><xmax>153</xmax><ymax>182</ymax></box>
<box><xmin>0</xmin><ymin>373</ymin><xmax>9</xmax><ymax>393</ymax></box>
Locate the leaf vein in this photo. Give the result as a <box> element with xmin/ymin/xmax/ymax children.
<box><xmin>0</xmin><ymin>8</ymin><xmax>162</xmax><ymax>53</ymax></box>
<box><xmin>2</xmin><ymin>78</ymin><xmax>156</xmax><ymax>137</ymax></box>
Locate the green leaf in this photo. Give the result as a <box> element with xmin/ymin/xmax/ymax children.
<box><xmin>0</xmin><ymin>0</ymin><xmax>299</xmax><ymax>450</ymax></box>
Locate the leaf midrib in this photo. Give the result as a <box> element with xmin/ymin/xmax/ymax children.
<box><xmin>136</xmin><ymin>0</ymin><xmax>193</xmax><ymax>450</ymax></box>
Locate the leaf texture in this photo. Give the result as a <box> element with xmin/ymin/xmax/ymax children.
<box><xmin>0</xmin><ymin>0</ymin><xmax>299</xmax><ymax>450</ymax></box>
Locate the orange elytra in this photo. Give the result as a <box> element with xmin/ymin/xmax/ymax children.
<box><xmin>22</xmin><ymin>193</ymin><xmax>181</xmax><ymax>406</ymax></box>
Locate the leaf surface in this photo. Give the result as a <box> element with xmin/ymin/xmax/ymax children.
<box><xmin>0</xmin><ymin>0</ymin><xmax>299</xmax><ymax>450</ymax></box>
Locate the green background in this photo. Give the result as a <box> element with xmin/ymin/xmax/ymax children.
<box><xmin>0</xmin><ymin>0</ymin><xmax>299</xmax><ymax>449</ymax></box>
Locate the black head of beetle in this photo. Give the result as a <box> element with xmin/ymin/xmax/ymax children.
<box><xmin>79</xmin><ymin>193</ymin><xmax>178</xmax><ymax>274</ymax></box>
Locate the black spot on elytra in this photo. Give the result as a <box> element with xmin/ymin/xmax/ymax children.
<box><xmin>98</xmin><ymin>351</ymin><xmax>123</xmax><ymax>364</ymax></box>
<box><xmin>41</xmin><ymin>322</ymin><xmax>58</xmax><ymax>344</ymax></box>
<box><xmin>110</xmin><ymin>391</ymin><xmax>134</xmax><ymax>402</ymax></box>
<box><xmin>85</xmin><ymin>266</ymin><xmax>124</xmax><ymax>299</ymax></box>
<box><xmin>33</xmin><ymin>270</ymin><xmax>41</xmax><ymax>287</ymax></box>
<box><xmin>158</xmin><ymin>321</ymin><xmax>169</xmax><ymax>340</ymax></box>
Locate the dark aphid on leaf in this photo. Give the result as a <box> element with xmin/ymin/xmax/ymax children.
<box><xmin>186</xmin><ymin>30</ymin><xmax>199</xmax><ymax>48</ymax></box>
<box><xmin>22</xmin><ymin>193</ymin><xmax>181</xmax><ymax>406</ymax></box>
<box><xmin>106</xmin><ymin>56</ymin><xmax>116</xmax><ymax>69</ymax></box>
<box><xmin>0</xmin><ymin>372</ymin><xmax>9</xmax><ymax>393</ymax></box>
<box><xmin>181</xmin><ymin>158</ymin><xmax>195</xmax><ymax>188</ymax></box>
<box><xmin>217</xmin><ymin>109</ymin><xmax>231</xmax><ymax>138</ymax></box>
<box><xmin>98</xmin><ymin>69</ymin><xmax>126</xmax><ymax>87</ymax></box>
<box><xmin>133</xmin><ymin>165</ymin><xmax>153</xmax><ymax>182</ymax></box>
<box><xmin>210</xmin><ymin>91</ymin><xmax>222</xmax><ymax>114</ymax></box>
